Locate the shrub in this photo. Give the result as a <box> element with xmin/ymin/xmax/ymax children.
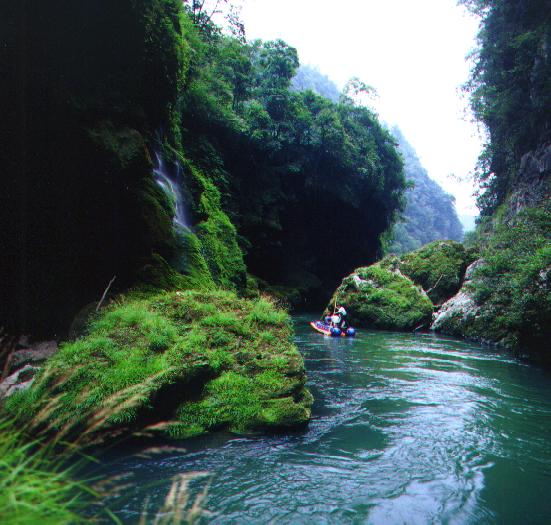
<box><xmin>469</xmin><ymin>205</ymin><xmax>551</xmax><ymax>353</ymax></box>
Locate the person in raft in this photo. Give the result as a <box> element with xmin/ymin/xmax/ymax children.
<box><xmin>336</xmin><ymin>305</ymin><xmax>347</xmax><ymax>330</ymax></box>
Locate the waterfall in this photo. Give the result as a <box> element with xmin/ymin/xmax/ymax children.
<box><xmin>153</xmin><ymin>151</ymin><xmax>190</xmax><ymax>231</ymax></box>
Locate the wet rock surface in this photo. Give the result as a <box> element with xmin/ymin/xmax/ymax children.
<box><xmin>0</xmin><ymin>339</ymin><xmax>58</xmax><ymax>399</ymax></box>
<box><xmin>430</xmin><ymin>259</ymin><xmax>485</xmax><ymax>337</ymax></box>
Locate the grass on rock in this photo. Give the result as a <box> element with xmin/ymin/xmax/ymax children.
<box><xmin>6</xmin><ymin>290</ymin><xmax>311</xmax><ymax>444</ymax></box>
<box><xmin>330</xmin><ymin>264</ymin><xmax>434</xmax><ymax>331</ymax></box>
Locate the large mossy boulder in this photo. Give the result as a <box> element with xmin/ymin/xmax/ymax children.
<box><xmin>385</xmin><ymin>240</ymin><xmax>472</xmax><ymax>305</ymax></box>
<box><xmin>432</xmin><ymin>205</ymin><xmax>551</xmax><ymax>357</ymax></box>
<box><xmin>329</xmin><ymin>265</ymin><xmax>434</xmax><ymax>331</ymax></box>
<box><xmin>5</xmin><ymin>290</ymin><xmax>312</xmax><ymax>444</ymax></box>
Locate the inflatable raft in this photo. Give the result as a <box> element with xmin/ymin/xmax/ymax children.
<box><xmin>310</xmin><ymin>320</ymin><xmax>356</xmax><ymax>337</ymax></box>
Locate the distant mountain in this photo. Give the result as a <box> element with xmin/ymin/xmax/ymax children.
<box><xmin>291</xmin><ymin>65</ymin><xmax>340</xmax><ymax>103</ymax></box>
<box><xmin>388</xmin><ymin>128</ymin><xmax>464</xmax><ymax>254</ymax></box>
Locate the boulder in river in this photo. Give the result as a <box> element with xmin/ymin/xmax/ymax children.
<box><xmin>328</xmin><ymin>264</ymin><xmax>434</xmax><ymax>331</ymax></box>
<box><xmin>431</xmin><ymin>259</ymin><xmax>485</xmax><ymax>339</ymax></box>
<box><xmin>4</xmin><ymin>290</ymin><xmax>312</xmax><ymax>444</ymax></box>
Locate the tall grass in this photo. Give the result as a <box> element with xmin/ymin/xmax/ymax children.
<box><xmin>139</xmin><ymin>471</ymin><xmax>211</xmax><ymax>525</ymax></box>
<box><xmin>0</xmin><ymin>419</ymin><xmax>91</xmax><ymax>524</ymax></box>
<box><xmin>0</xmin><ymin>418</ymin><xmax>211</xmax><ymax>524</ymax></box>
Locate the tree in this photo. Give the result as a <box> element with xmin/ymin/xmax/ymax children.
<box><xmin>340</xmin><ymin>76</ymin><xmax>378</xmax><ymax>107</ymax></box>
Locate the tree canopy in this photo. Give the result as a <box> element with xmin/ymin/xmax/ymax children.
<box><xmin>176</xmin><ymin>21</ymin><xmax>406</xmax><ymax>304</ymax></box>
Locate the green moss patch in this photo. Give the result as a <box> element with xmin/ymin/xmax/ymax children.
<box><xmin>385</xmin><ymin>240</ymin><xmax>470</xmax><ymax>305</ymax></box>
<box><xmin>5</xmin><ymin>291</ymin><xmax>311</xmax><ymax>444</ymax></box>
<box><xmin>186</xmin><ymin>161</ymin><xmax>247</xmax><ymax>291</ymax></box>
<box><xmin>329</xmin><ymin>264</ymin><xmax>434</xmax><ymax>331</ymax></box>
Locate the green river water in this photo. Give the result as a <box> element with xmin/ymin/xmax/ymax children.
<box><xmin>105</xmin><ymin>314</ymin><xmax>551</xmax><ymax>524</ymax></box>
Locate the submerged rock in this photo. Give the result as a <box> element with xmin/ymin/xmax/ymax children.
<box><xmin>4</xmin><ymin>290</ymin><xmax>312</xmax><ymax>444</ymax></box>
<box><xmin>328</xmin><ymin>264</ymin><xmax>434</xmax><ymax>331</ymax></box>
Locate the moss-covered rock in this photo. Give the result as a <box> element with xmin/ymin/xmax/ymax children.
<box><xmin>328</xmin><ymin>264</ymin><xmax>434</xmax><ymax>331</ymax></box>
<box><xmin>384</xmin><ymin>240</ymin><xmax>471</xmax><ymax>305</ymax></box>
<box><xmin>4</xmin><ymin>290</ymin><xmax>311</xmax><ymax>444</ymax></box>
<box><xmin>430</xmin><ymin>259</ymin><xmax>484</xmax><ymax>339</ymax></box>
<box><xmin>183</xmin><ymin>160</ymin><xmax>247</xmax><ymax>292</ymax></box>
<box><xmin>432</xmin><ymin>205</ymin><xmax>551</xmax><ymax>357</ymax></box>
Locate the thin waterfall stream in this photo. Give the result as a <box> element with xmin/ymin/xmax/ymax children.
<box><xmin>153</xmin><ymin>151</ymin><xmax>190</xmax><ymax>232</ymax></box>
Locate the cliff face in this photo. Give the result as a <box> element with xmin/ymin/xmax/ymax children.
<box><xmin>430</xmin><ymin>147</ymin><xmax>551</xmax><ymax>358</ymax></box>
<box><xmin>3</xmin><ymin>2</ymin><xmax>408</xmax><ymax>336</ymax></box>
<box><xmin>428</xmin><ymin>0</ymin><xmax>551</xmax><ymax>359</ymax></box>
<box><xmin>506</xmin><ymin>144</ymin><xmax>551</xmax><ymax>220</ymax></box>
<box><xmin>2</xmin><ymin>1</ymin><xmax>185</xmax><ymax>336</ymax></box>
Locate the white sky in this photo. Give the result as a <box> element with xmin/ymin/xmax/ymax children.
<box><xmin>237</xmin><ymin>0</ymin><xmax>483</xmax><ymax>216</ymax></box>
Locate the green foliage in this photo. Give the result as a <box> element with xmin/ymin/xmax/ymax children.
<box><xmin>173</xmin><ymin>19</ymin><xmax>406</xmax><ymax>303</ymax></box>
<box><xmin>0</xmin><ymin>420</ymin><xmax>89</xmax><ymax>524</ymax></box>
<box><xmin>6</xmin><ymin>290</ymin><xmax>311</xmax><ymax>443</ymax></box>
<box><xmin>189</xmin><ymin>163</ymin><xmax>247</xmax><ymax>291</ymax></box>
<box><xmin>386</xmin><ymin>128</ymin><xmax>464</xmax><ymax>254</ymax></box>
<box><xmin>468</xmin><ymin>204</ymin><xmax>551</xmax><ymax>351</ymax></box>
<box><xmin>247</xmin><ymin>297</ymin><xmax>290</xmax><ymax>325</ymax></box>
<box><xmin>460</xmin><ymin>0</ymin><xmax>551</xmax><ymax>214</ymax></box>
<box><xmin>395</xmin><ymin>240</ymin><xmax>470</xmax><ymax>304</ymax></box>
<box><xmin>330</xmin><ymin>264</ymin><xmax>434</xmax><ymax>331</ymax></box>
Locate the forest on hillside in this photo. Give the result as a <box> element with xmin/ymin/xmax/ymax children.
<box><xmin>387</xmin><ymin>128</ymin><xmax>464</xmax><ymax>253</ymax></box>
<box><xmin>290</xmin><ymin>65</ymin><xmax>465</xmax><ymax>255</ymax></box>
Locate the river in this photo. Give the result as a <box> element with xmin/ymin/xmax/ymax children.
<box><xmin>104</xmin><ymin>314</ymin><xmax>551</xmax><ymax>524</ymax></box>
